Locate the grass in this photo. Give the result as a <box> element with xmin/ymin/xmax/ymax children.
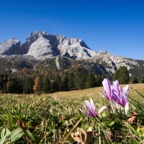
<box><xmin>0</xmin><ymin>83</ymin><xmax>143</xmax><ymax>143</ymax></box>
<box><xmin>1</xmin><ymin>83</ymin><xmax>144</xmax><ymax>99</ymax></box>
<box><xmin>46</xmin><ymin>84</ymin><xmax>144</xmax><ymax>105</ymax></box>
<box><xmin>48</xmin><ymin>83</ymin><xmax>144</xmax><ymax>98</ymax></box>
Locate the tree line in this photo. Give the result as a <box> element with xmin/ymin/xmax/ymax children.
<box><xmin>0</xmin><ymin>68</ymin><xmax>104</xmax><ymax>94</ymax></box>
<box><xmin>0</xmin><ymin>66</ymin><xmax>143</xmax><ymax>94</ymax></box>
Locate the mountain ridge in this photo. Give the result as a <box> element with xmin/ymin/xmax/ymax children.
<box><xmin>0</xmin><ymin>31</ymin><xmax>142</xmax><ymax>60</ymax></box>
<box><xmin>0</xmin><ymin>31</ymin><xmax>144</xmax><ymax>78</ymax></box>
<box><xmin>0</xmin><ymin>31</ymin><xmax>96</xmax><ymax>60</ymax></box>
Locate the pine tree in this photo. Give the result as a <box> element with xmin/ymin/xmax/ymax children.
<box><xmin>0</xmin><ymin>74</ymin><xmax>4</xmax><ymax>91</ymax></box>
<box><xmin>2</xmin><ymin>74</ymin><xmax>8</xmax><ymax>93</ymax></box>
<box><xmin>68</xmin><ymin>72</ymin><xmax>75</xmax><ymax>90</ymax></box>
<box><xmin>74</xmin><ymin>67</ymin><xmax>87</xmax><ymax>89</ymax></box>
<box><xmin>61</xmin><ymin>73</ymin><xmax>69</xmax><ymax>91</ymax></box>
<box><xmin>6</xmin><ymin>78</ymin><xmax>18</xmax><ymax>93</ymax></box>
<box><xmin>140</xmin><ymin>76</ymin><xmax>144</xmax><ymax>83</ymax></box>
<box><xmin>22</xmin><ymin>78</ymin><xmax>34</xmax><ymax>94</ymax></box>
<box><xmin>95</xmin><ymin>75</ymin><xmax>104</xmax><ymax>87</ymax></box>
<box><xmin>130</xmin><ymin>76</ymin><xmax>138</xmax><ymax>83</ymax></box>
<box><xmin>0</xmin><ymin>74</ymin><xmax>8</xmax><ymax>93</ymax></box>
<box><xmin>51</xmin><ymin>74</ymin><xmax>61</xmax><ymax>92</ymax></box>
<box><xmin>43</xmin><ymin>76</ymin><xmax>51</xmax><ymax>93</ymax></box>
<box><xmin>113</xmin><ymin>66</ymin><xmax>129</xmax><ymax>84</ymax></box>
<box><xmin>85</xmin><ymin>73</ymin><xmax>96</xmax><ymax>88</ymax></box>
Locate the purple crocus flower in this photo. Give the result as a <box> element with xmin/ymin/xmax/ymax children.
<box><xmin>112</xmin><ymin>80</ymin><xmax>129</xmax><ymax>107</ymax></box>
<box><xmin>102</xmin><ymin>78</ymin><xmax>130</xmax><ymax>113</ymax></box>
<box><xmin>83</xmin><ymin>98</ymin><xmax>98</xmax><ymax>117</ymax></box>
<box><xmin>102</xmin><ymin>78</ymin><xmax>115</xmax><ymax>112</ymax></box>
<box><xmin>102</xmin><ymin>78</ymin><xmax>112</xmax><ymax>100</ymax></box>
<box><xmin>81</xmin><ymin>98</ymin><xmax>107</xmax><ymax>118</ymax></box>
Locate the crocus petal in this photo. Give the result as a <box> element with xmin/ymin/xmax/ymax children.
<box><xmin>102</xmin><ymin>78</ymin><xmax>112</xmax><ymax>100</ymax></box>
<box><xmin>113</xmin><ymin>90</ymin><xmax>127</xmax><ymax>107</ymax></box>
<box><xmin>90</xmin><ymin>98</ymin><xmax>96</xmax><ymax>111</ymax></box>
<box><xmin>102</xmin><ymin>78</ymin><xmax>115</xmax><ymax>113</ymax></box>
<box><xmin>112</xmin><ymin>89</ymin><xmax>121</xmax><ymax>103</ymax></box>
<box><xmin>123</xmin><ymin>85</ymin><xmax>129</xmax><ymax>96</ymax></box>
<box><xmin>111</xmin><ymin>80</ymin><xmax>129</xmax><ymax>107</ymax></box>
<box><xmin>79</xmin><ymin>109</ymin><xmax>86</xmax><ymax>115</ymax></box>
<box><xmin>83</xmin><ymin>99</ymin><xmax>98</xmax><ymax>117</ymax></box>
<box><xmin>113</xmin><ymin>80</ymin><xmax>121</xmax><ymax>96</ymax></box>
<box><xmin>98</xmin><ymin>106</ymin><xmax>107</xmax><ymax>115</ymax></box>
<box><xmin>124</xmin><ymin>102</ymin><xmax>129</xmax><ymax>114</ymax></box>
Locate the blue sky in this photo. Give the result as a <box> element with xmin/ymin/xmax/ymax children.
<box><xmin>0</xmin><ymin>0</ymin><xmax>144</xmax><ymax>59</ymax></box>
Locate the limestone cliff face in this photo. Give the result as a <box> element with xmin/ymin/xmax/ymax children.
<box><xmin>25</xmin><ymin>31</ymin><xmax>96</xmax><ymax>59</ymax></box>
<box><xmin>0</xmin><ymin>31</ymin><xmax>95</xmax><ymax>59</ymax></box>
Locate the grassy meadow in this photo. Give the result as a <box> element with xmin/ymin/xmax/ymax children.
<box><xmin>0</xmin><ymin>83</ymin><xmax>144</xmax><ymax>143</ymax></box>
<box><xmin>48</xmin><ymin>83</ymin><xmax>144</xmax><ymax>98</ymax></box>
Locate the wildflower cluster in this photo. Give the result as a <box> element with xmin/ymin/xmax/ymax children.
<box><xmin>81</xmin><ymin>78</ymin><xmax>129</xmax><ymax>118</ymax></box>
<box><xmin>103</xmin><ymin>78</ymin><xmax>129</xmax><ymax>114</ymax></box>
<box><xmin>77</xmin><ymin>78</ymin><xmax>143</xmax><ymax>143</ymax></box>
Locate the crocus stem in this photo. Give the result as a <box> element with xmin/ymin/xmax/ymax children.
<box><xmin>99</xmin><ymin>125</ymin><xmax>101</xmax><ymax>144</ymax></box>
<box><xmin>110</xmin><ymin>100</ymin><xmax>115</xmax><ymax>113</ymax></box>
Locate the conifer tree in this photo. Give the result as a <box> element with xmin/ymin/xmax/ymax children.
<box><xmin>140</xmin><ymin>76</ymin><xmax>144</xmax><ymax>83</ymax></box>
<box><xmin>51</xmin><ymin>74</ymin><xmax>61</xmax><ymax>92</ymax></box>
<box><xmin>61</xmin><ymin>73</ymin><xmax>69</xmax><ymax>91</ymax></box>
<box><xmin>43</xmin><ymin>76</ymin><xmax>51</xmax><ymax>93</ymax></box>
<box><xmin>6</xmin><ymin>78</ymin><xmax>18</xmax><ymax>93</ymax></box>
<box><xmin>68</xmin><ymin>72</ymin><xmax>75</xmax><ymax>90</ymax></box>
<box><xmin>74</xmin><ymin>67</ymin><xmax>87</xmax><ymax>89</ymax></box>
<box><xmin>130</xmin><ymin>76</ymin><xmax>138</xmax><ymax>83</ymax></box>
<box><xmin>22</xmin><ymin>78</ymin><xmax>34</xmax><ymax>94</ymax></box>
<box><xmin>2</xmin><ymin>74</ymin><xmax>8</xmax><ymax>93</ymax></box>
<box><xmin>85</xmin><ymin>73</ymin><xmax>96</xmax><ymax>88</ymax></box>
<box><xmin>113</xmin><ymin>66</ymin><xmax>129</xmax><ymax>84</ymax></box>
<box><xmin>95</xmin><ymin>75</ymin><xmax>104</xmax><ymax>87</ymax></box>
<box><xmin>0</xmin><ymin>74</ymin><xmax>4</xmax><ymax>91</ymax></box>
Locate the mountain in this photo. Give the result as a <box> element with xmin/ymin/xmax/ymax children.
<box><xmin>89</xmin><ymin>51</ymin><xmax>140</xmax><ymax>72</ymax></box>
<box><xmin>0</xmin><ymin>31</ymin><xmax>96</xmax><ymax>60</ymax></box>
<box><xmin>0</xmin><ymin>38</ymin><xmax>21</xmax><ymax>55</ymax></box>
<box><xmin>25</xmin><ymin>31</ymin><xmax>96</xmax><ymax>59</ymax></box>
<box><xmin>0</xmin><ymin>31</ymin><xmax>144</xmax><ymax>79</ymax></box>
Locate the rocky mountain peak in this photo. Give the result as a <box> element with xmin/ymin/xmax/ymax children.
<box><xmin>29</xmin><ymin>31</ymin><xmax>48</xmax><ymax>39</ymax></box>
<box><xmin>6</xmin><ymin>37</ymin><xmax>20</xmax><ymax>44</ymax></box>
<box><xmin>22</xmin><ymin>31</ymin><xmax>96</xmax><ymax>59</ymax></box>
<box><xmin>0</xmin><ymin>38</ymin><xmax>21</xmax><ymax>55</ymax></box>
<box><xmin>21</xmin><ymin>31</ymin><xmax>47</xmax><ymax>54</ymax></box>
<box><xmin>1</xmin><ymin>31</ymin><xmax>95</xmax><ymax>59</ymax></box>
<box><xmin>10</xmin><ymin>37</ymin><xmax>20</xmax><ymax>42</ymax></box>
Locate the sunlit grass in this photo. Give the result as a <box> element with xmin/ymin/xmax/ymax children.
<box><xmin>0</xmin><ymin>83</ymin><xmax>143</xmax><ymax>143</ymax></box>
